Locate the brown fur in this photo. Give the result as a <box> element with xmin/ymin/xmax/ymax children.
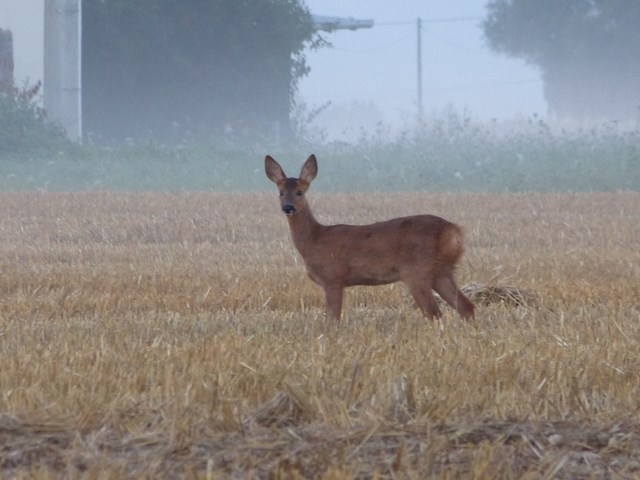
<box><xmin>265</xmin><ymin>154</ymin><xmax>475</xmax><ymax>323</ymax></box>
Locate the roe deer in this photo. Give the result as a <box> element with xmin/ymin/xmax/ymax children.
<box><xmin>265</xmin><ymin>154</ymin><xmax>474</xmax><ymax>323</ymax></box>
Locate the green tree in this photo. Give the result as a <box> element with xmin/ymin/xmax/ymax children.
<box><xmin>83</xmin><ymin>0</ymin><xmax>322</xmax><ymax>143</ymax></box>
<box><xmin>484</xmin><ymin>0</ymin><xmax>640</xmax><ymax>121</ymax></box>
<box><xmin>0</xmin><ymin>82</ymin><xmax>68</xmax><ymax>156</ymax></box>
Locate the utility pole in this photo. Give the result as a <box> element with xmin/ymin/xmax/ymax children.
<box><xmin>44</xmin><ymin>0</ymin><xmax>82</xmax><ymax>141</ymax></box>
<box><xmin>417</xmin><ymin>17</ymin><xmax>423</xmax><ymax>123</ymax></box>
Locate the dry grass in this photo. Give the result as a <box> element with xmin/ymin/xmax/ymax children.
<box><xmin>0</xmin><ymin>190</ymin><xmax>639</xmax><ymax>478</ymax></box>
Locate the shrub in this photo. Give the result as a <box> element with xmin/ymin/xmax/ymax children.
<box><xmin>0</xmin><ymin>81</ymin><xmax>69</xmax><ymax>156</ymax></box>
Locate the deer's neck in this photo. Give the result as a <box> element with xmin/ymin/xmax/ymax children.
<box><xmin>287</xmin><ymin>206</ymin><xmax>323</xmax><ymax>255</ymax></box>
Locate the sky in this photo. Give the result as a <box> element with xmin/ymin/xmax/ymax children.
<box><xmin>0</xmin><ymin>0</ymin><xmax>43</xmax><ymax>85</ymax></box>
<box><xmin>298</xmin><ymin>0</ymin><xmax>547</xmax><ymax>139</ymax></box>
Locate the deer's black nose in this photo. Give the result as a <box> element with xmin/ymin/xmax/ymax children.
<box><xmin>282</xmin><ymin>204</ymin><xmax>296</xmax><ymax>215</ymax></box>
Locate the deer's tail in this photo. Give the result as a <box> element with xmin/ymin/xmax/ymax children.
<box><xmin>439</xmin><ymin>223</ymin><xmax>465</xmax><ymax>267</ymax></box>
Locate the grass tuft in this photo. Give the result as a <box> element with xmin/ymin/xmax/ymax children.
<box><xmin>461</xmin><ymin>282</ymin><xmax>539</xmax><ymax>308</ymax></box>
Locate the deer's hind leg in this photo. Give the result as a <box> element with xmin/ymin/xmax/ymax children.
<box><xmin>434</xmin><ymin>271</ymin><xmax>475</xmax><ymax>320</ymax></box>
<box><xmin>404</xmin><ymin>274</ymin><xmax>442</xmax><ymax>319</ymax></box>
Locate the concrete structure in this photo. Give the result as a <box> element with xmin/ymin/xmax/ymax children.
<box><xmin>0</xmin><ymin>29</ymin><xmax>13</xmax><ymax>92</ymax></box>
<box><xmin>43</xmin><ymin>0</ymin><xmax>81</xmax><ymax>141</ymax></box>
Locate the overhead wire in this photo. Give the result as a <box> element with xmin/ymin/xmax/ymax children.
<box><xmin>376</xmin><ymin>16</ymin><xmax>482</xmax><ymax>27</ymax></box>
<box><xmin>326</xmin><ymin>14</ymin><xmax>535</xmax><ymax>90</ymax></box>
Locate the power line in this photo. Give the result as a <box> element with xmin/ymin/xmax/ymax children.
<box><xmin>420</xmin><ymin>27</ymin><xmax>479</xmax><ymax>53</ymax></box>
<box><xmin>377</xmin><ymin>16</ymin><xmax>482</xmax><ymax>27</ymax></box>
<box><xmin>330</xmin><ymin>32</ymin><xmax>414</xmax><ymax>53</ymax></box>
<box><xmin>425</xmin><ymin>78</ymin><xmax>542</xmax><ymax>95</ymax></box>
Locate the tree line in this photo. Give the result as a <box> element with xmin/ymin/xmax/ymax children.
<box><xmin>82</xmin><ymin>0</ymin><xmax>322</xmax><ymax>144</ymax></box>
<box><xmin>484</xmin><ymin>0</ymin><xmax>640</xmax><ymax>121</ymax></box>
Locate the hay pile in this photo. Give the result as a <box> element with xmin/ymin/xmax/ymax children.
<box><xmin>462</xmin><ymin>282</ymin><xmax>539</xmax><ymax>308</ymax></box>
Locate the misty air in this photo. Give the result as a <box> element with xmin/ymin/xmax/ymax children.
<box><xmin>0</xmin><ymin>1</ymin><xmax>639</xmax><ymax>477</ymax></box>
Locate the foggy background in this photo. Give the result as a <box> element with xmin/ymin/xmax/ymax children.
<box><xmin>1</xmin><ymin>0</ymin><xmax>638</xmax><ymax>192</ymax></box>
<box><xmin>298</xmin><ymin>0</ymin><xmax>546</xmax><ymax>140</ymax></box>
<box><xmin>2</xmin><ymin>1</ymin><xmax>547</xmax><ymax>141</ymax></box>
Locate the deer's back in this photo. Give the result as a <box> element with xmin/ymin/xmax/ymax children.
<box><xmin>300</xmin><ymin>214</ymin><xmax>464</xmax><ymax>287</ymax></box>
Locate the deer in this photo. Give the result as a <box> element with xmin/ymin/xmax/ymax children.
<box><xmin>265</xmin><ymin>154</ymin><xmax>475</xmax><ymax>324</ymax></box>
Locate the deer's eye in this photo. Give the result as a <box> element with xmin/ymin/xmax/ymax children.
<box><xmin>279</xmin><ymin>191</ymin><xmax>284</xmax><ymax>197</ymax></box>
<box><xmin>296</xmin><ymin>191</ymin><xmax>304</xmax><ymax>197</ymax></box>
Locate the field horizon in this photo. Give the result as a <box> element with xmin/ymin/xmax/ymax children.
<box><xmin>0</xmin><ymin>190</ymin><xmax>639</xmax><ymax>478</ymax></box>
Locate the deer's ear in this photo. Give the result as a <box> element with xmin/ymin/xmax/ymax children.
<box><xmin>300</xmin><ymin>154</ymin><xmax>318</xmax><ymax>183</ymax></box>
<box><xmin>265</xmin><ymin>155</ymin><xmax>287</xmax><ymax>184</ymax></box>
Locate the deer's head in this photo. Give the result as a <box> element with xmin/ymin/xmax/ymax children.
<box><xmin>265</xmin><ymin>155</ymin><xmax>318</xmax><ymax>216</ymax></box>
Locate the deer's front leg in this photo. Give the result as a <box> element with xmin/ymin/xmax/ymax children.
<box><xmin>324</xmin><ymin>286</ymin><xmax>344</xmax><ymax>323</ymax></box>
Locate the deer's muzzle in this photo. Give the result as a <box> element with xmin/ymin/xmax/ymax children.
<box><xmin>282</xmin><ymin>204</ymin><xmax>296</xmax><ymax>215</ymax></box>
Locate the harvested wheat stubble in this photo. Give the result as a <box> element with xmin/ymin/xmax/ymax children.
<box><xmin>0</xmin><ymin>191</ymin><xmax>639</xmax><ymax>478</ymax></box>
<box><xmin>2</xmin><ymin>405</ymin><xmax>640</xmax><ymax>478</ymax></box>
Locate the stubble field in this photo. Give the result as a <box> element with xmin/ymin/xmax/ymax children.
<box><xmin>0</xmin><ymin>190</ymin><xmax>639</xmax><ymax>479</ymax></box>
